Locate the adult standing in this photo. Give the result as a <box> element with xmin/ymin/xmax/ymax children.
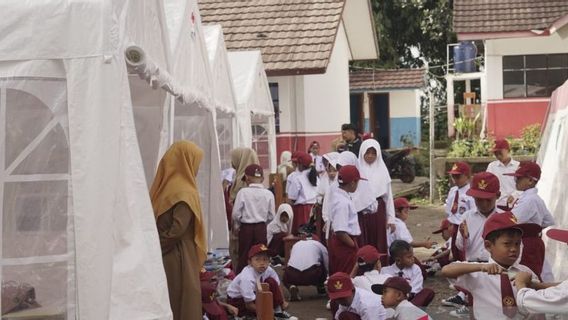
<box><xmin>341</xmin><ymin>123</ymin><xmax>362</xmax><ymax>156</ymax></box>
<box><xmin>150</xmin><ymin>141</ymin><xmax>206</xmax><ymax>320</ymax></box>
<box><xmin>486</xmin><ymin>139</ymin><xmax>520</xmax><ymax>210</ymax></box>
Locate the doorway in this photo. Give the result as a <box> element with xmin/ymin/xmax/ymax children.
<box><xmin>370</xmin><ymin>93</ymin><xmax>390</xmax><ymax>149</ymax></box>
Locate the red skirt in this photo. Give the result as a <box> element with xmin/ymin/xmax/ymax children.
<box><xmin>328</xmin><ymin>233</ymin><xmax>358</xmax><ymax>275</ymax></box>
<box><xmin>374</xmin><ymin>198</ymin><xmax>388</xmax><ymax>265</ymax></box>
<box><xmin>292</xmin><ymin>203</ymin><xmax>313</xmax><ymax>235</ymax></box>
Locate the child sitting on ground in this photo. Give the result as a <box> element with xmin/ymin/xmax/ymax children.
<box><xmin>422</xmin><ymin>218</ymin><xmax>452</xmax><ymax>274</ymax></box>
<box><xmin>350</xmin><ymin>245</ymin><xmax>391</xmax><ymax>293</ymax></box>
<box><xmin>327</xmin><ymin>272</ymin><xmax>387</xmax><ymax>320</ymax></box>
<box><xmin>226</xmin><ymin>244</ymin><xmax>295</xmax><ymax>320</ymax></box>
<box><xmin>388</xmin><ymin>197</ymin><xmax>436</xmax><ymax>249</ymax></box>
<box><xmin>373</xmin><ymin>276</ymin><xmax>432</xmax><ymax>320</ymax></box>
<box><xmin>267</xmin><ymin>203</ymin><xmax>293</xmax><ymax>266</ymax></box>
<box><xmin>380</xmin><ymin>240</ymin><xmax>435</xmax><ymax>307</ymax></box>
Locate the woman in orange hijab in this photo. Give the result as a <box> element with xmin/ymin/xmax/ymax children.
<box><xmin>150</xmin><ymin>141</ymin><xmax>206</xmax><ymax>320</ymax></box>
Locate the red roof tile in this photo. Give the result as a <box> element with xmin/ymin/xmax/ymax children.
<box><xmin>453</xmin><ymin>0</ymin><xmax>568</xmax><ymax>34</ymax></box>
<box><xmin>349</xmin><ymin>69</ymin><xmax>426</xmax><ymax>91</ymax></box>
<box><xmin>199</xmin><ymin>0</ymin><xmax>345</xmax><ymax>76</ymax></box>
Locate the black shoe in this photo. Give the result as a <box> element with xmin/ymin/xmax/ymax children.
<box><xmin>442</xmin><ymin>294</ymin><xmax>466</xmax><ymax>307</ymax></box>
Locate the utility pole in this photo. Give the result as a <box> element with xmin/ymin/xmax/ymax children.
<box><xmin>429</xmin><ymin>92</ymin><xmax>435</xmax><ymax>204</ymax></box>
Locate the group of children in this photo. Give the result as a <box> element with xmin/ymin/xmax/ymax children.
<box><xmin>201</xmin><ymin>137</ymin><xmax>567</xmax><ymax>320</ymax></box>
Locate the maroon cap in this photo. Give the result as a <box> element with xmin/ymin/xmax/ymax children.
<box><xmin>337</xmin><ymin>165</ymin><xmax>366</xmax><ymax>184</ymax></box>
<box><xmin>357</xmin><ymin>245</ymin><xmax>385</xmax><ymax>264</ymax></box>
<box><xmin>394</xmin><ymin>197</ymin><xmax>418</xmax><ymax>210</ymax></box>
<box><xmin>503</xmin><ymin>161</ymin><xmax>541</xmax><ymax>181</ymax></box>
<box><xmin>294</xmin><ymin>151</ymin><xmax>312</xmax><ymax>167</ymax></box>
<box><xmin>448</xmin><ymin>162</ymin><xmax>471</xmax><ymax>176</ymax></box>
<box><xmin>432</xmin><ymin>218</ymin><xmax>450</xmax><ymax>234</ymax></box>
<box><xmin>242</xmin><ymin>164</ymin><xmax>263</xmax><ymax>181</ymax></box>
<box><xmin>482</xmin><ymin>211</ymin><xmax>542</xmax><ymax>240</ymax></box>
<box><xmin>327</xmin><ymin>272</ymin><xmax>354</xmax><ymax>300</ymax></box>
<box><xmin>372</xmin><ymin>277</ymin><xmax>412</xmax><ymax>296</ymax></box>
<box><xmin>201</xmin><ymin>282</ymin><xmax>225</xmax><ymax>316</ymax></box>
<box><xmin>248</xmin><ymin>243</ymin><xmax>269</xmax><ymax>259</ymax></box>
<box><xmin>492</xmin><ymin>139</ymin><xmax>510</xmax><ymax>151</ymax></box>
<box><xmin>466</xmin><ymin>172</ymin><xmax>500</xmax><ymax>199</ymax></box>
<box><xmin>547</xmin><ymin>228</ymin><xmax>568</xmax><ymax>244</ymax></box>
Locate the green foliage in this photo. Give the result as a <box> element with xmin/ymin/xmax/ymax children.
<box><xmin>400</xmin><ymin>131</ymin><xmax>417</xmax><ymax>147</ymax></box>
<box><xmin>436</xmin><ymin>175</ymin><xmax>450</xmax><ymax>203</ymax></box>
<box><xmin>519</xmin><ymin>124</ymin><xmax>541</xmax><ymax>154</ymax></box>
<box><xmin>453</xmin><ymin>113</ymin><xmax>480</xmax><ymax>140</ymax></box>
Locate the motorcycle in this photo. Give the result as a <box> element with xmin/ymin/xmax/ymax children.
<box><xmin>382</xmin><ymin>148</ymin><xmax>416</xmax><ymax>183</ymax></box>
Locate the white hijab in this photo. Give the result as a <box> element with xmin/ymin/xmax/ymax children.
<box><xmin>318</xmin><ymin>152</ymin><xmax>340</xmax><ymax>197</ymax></box>
<box><xmin>358</xmin><ymin>139</ymin><xmax>391</xmax><ymax>198</ymax></box>
<box><xmin>267</xmin><ymin>203</ymin><xmax>293</xmax><ymax>244</ymax></box>
<box><xmin>337</xmin><ymin>151</ymin><xmax>358</xmax><ymax>167</ymax></box>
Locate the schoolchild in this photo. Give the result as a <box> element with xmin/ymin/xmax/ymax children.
<box><xmin>327</xmin><ymin>272</ymin><xmax>387</xmax><ymax>320</ymax></box>
<box><xmin>286</xmin><ymin>151</ymin><xmax>318</xmax><ymax>234</ymax></box>
<box><xmin>374</xmin><ymin>277</ymin><xmax>432</xmax><ymax>320</ymax></box>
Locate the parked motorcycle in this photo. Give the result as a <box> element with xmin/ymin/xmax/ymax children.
<box><xmin>382</xmin><ymin>148</ymin><xmax>416</xmax><ymax>183</ymax></box>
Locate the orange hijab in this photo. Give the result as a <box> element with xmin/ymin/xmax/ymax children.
<box><xmin>150</xmin><ymin>141</ymin><xmax>207</xmax><ymax>265</ymax></box>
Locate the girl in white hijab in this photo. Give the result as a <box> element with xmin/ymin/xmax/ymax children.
<box><xmin>358</xmin><ymin>139</ymin><xmax>396</xmax><ymax>263</ymax></box>
<box><xmin>267</xmin><ymin>203</ymin><xmax>294</xmax><ymax>258</ymax></box>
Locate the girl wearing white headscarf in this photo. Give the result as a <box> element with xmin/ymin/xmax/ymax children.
<box><xmin>314</xmin><ymin>152</ymin><xmax>339</xmax><ymax>242</ymax></box>
<box><xmin>267</xmin><ymin>203</ymin><xmax>294</xmax><ymax>258</ymax></box>
<box><xmin>278</xmin><ymin>151</ymin><xmax>293</xmax><ymax>182</ymax></box>
<box><xmin>358</xmin><ymin>139</ymin><xmax>396</xmax><ymax>263</ymax></box>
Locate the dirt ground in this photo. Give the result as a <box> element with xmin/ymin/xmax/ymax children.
<box><xmin>281</xmin><ymin>204</ymin><xmax>461</xmax><ymax>320</ymax></box>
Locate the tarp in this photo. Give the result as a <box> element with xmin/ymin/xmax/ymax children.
<box><xmin>204</xmin><ymin>25</ymin><xmax>237</xmax><ymax>169</ymax></box>
<box><xmin>228</xmin><ymin>51</ymin><xmax>277</xmax><ymax>171</ymax></box>
<box><xmin>0</xmin><ymin>1</ymin><xmax>178</xmax><ymax>319</ymax></box>
<box><xmin>537</xmin><ymin>79</ymin><xmax>568</xmax><ymax>281</ymax></box>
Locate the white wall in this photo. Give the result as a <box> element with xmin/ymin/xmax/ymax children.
<box><xmin>485</xmin><ymin>25</ymin><xmax>568</xmax><ymax>100</ymax></box>
<box><xmin>389</xmin><ymin>90</ymin><xmax>421</xmax><ymax>118</ymax></box>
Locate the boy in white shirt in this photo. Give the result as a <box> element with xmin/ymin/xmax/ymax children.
<box><xmin>486</xmin><ymin>139</ymin><xmax>520</xmax><ymax>210</ymax></box>
<box><xmin>441</xmin><ymin>211</ymin><xmax>540</xmax><ymax>320</ymax></box>
<box><xmin>376</xmin><ymin>276</ymin><xmax>432</xmax><ymax>320</ymax></box>
<box><xmin>380</xmin><ymin>240</ymin><xmax>435</xmax><ymax>307</ymax></box>
<box><xmin>227</xmin><ymin>244</ymin><xmax>295</xmax><ymax>320</ymax></box>
<box><xmin>350</xmin><ymin>245</ymin><xmax>390</xmax><ymax>293</ymax></box>
<box><xmin>388</xmin><ymin>197</ymin><xmax>436</xmax><ymax>249</ymax></box>
<box><xmin>232</xmin><ymin>164</ymin><xmax>275</xmax><ymax>273</ymax></box>
<box><xmin>327</xmin><ymin>272</ymin><xmax>387</xmax><ymax>320</ymax></box>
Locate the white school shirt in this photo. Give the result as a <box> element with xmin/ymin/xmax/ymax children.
<box><xmin>393</xmin><ymin>300</ymin><xmax>432</xmax><ymax>320</ymax></box>
<box><xmin>352</xmin><ymin>270</ymin><xmax>391</xmax><ymax>293</ymax></box>
<box><xmin>511</xmin><ymin>188</ymin><xmax>555</xmax><ymax>227</ymax></box>
<box><xmin>444</xmin><ymin>184</ymin><xmax>476</xmax><ymax>225</ymax></box>
<box><xmin>330</xmin><ymin>187</ymin><xmax>361</xmax><ymax>236</ymax></box>
<box><xmin>517</xmin><ymin>280</ymin><xmax>568</xmax><ymax>316</ymax></box>
<box><xmin>387</xmin><ymin>217</ymin><xmax>413</xmax><ymax>247</ymax></box>
<box><xmin>287</xmin><ymin>169</ymin><xmax>318</xmax><ymax>204</ymax></box>
<box><xmin>335</xmin><ymin>288</ymin><xmax>387</xmax><ymax>320</ymax></box>
<box><xmin>487</xmin><ymin>159</ymin><xmax>520</xmax><ymax>207</ymax></box>
<box><xmin>380</xmin><ymin>264</ymin><xmax>423</xmax><ymax>294</ymax></box>
<box><xmin>232</xmin><ymin>184</ymin><xmax>275</xmax><ymax>226</ymax></box>
<box><xmin>454</xmin><ymin>258</ymin><xmax>538</xmax><ymax>320</ymax></box>
<box><xmin>455</xmin><ymin>209</ymin><xmax>499</xmax><ymax>262</ymax></box>
<box><xmin>226</xmin><ymin>265</ymin><xmax>280</xmax><ymax>302</ymax></box>
<box><xmin>312</xmin><ymin>154</ymin><xmax>326</xmax><ymax>173</ymax></box>
<box><xmin>285</xmin><ymin>170</ymin><xmax>299</xmax><ymax>195</ymax></box>
<box><xmin>287</xmin><ymin>239</ymin><xmax>329</xmax><ymax>272</ymax></box>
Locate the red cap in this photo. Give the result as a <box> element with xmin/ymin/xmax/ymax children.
<box><xmin>248</xmin><ymin>243</ymin><xmax>269</xmax><ymax>259</ymax></box>
<box><xmin>382</xmin><ymin>276</ymin><xmax>412</xmax><ymax>295</ymax></box>
<box><xmin>482</xmin><ymin>211</ymin><xmax>542</xmax><ymax>240</ymax></box>
<box><xmin>432</xmin><ymin>218</ymin><xmax>450</xmax><ymax>234</ymax></box>
<box><xmin>201</xmin><ymin>282</ymin><xmax>225</xmax><ymax>316</ymax></box>
<box><xmin>357</xmin><ymin>245</ymin><xmax>385</xmax><ymax>264</ymax></box>
<box><xmin>466</xmin><ymin>172</ymin><xmax>500</xmax><ymax>199</ymax></box>
<box><xmin>448</xmin><ymin>162</ymin><xmax>471</xmax><ymax>176</ymax></box>
<box><xmin>242</xmin><ymin>164</ymin><xmax>263</xmax><ymax>181</ymax></box>
<box><xmin>327</xmin><ymin>272</ymin><xmax>354</xmax><ymax>300</ymax></box>
<box><xmin>337</xmin><ymin>165</ymin><xmax>366</xmax><ymax>184</ymax></box>
<box><xmin>492</xmin><ymin>139</ymin><xmax>510</xmax><ymax>151</ymax></box>
<box><xmin>503</xmin><ymin>161</ymin><xmax>541</xmax><ymax>181</ymax></box>
<box><xmin>546</xmin><ymin>228</ymin><xmax>568</xmax><ymax>244</ymax></box>
<box><xmin>394</xmin><ymin>197</ymin><xmax>418</xmax><ymax>210</ymax></box>
<box><xmin>294</xmin><ymin>151</ymin><xmax>312</xmax><ymax>167</ymax></box>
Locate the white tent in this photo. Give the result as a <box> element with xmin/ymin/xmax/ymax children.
<box><xmin>163</xmin><ymin>0</ymin><xmax>229</xmax><ymax>250</ymax></box>
<box><xmin>536</xmin><ymin>79</ymin><xmax>568</xmax><ymax>281</ymax></box>
<box><xmin>204</xmin><ymin>25</ymin><xmax>238</xmax><ymax>170</ymax></box>
<box><xmin>0</xmin><ymin>1</ymin><xmax>172</xmax><ymax>319</ymax></box>
<box><xmin>228</xmin><ymin>51</ymin><xmax>277</xmax><ymax>171</ymax></box>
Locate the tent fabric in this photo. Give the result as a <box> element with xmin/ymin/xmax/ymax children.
<box><xmin>537</xmin><ymin>79</ymin><xmax>568</xmax><ymax>281</ymax></box>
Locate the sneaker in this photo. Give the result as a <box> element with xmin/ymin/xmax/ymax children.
<box><xmin>449</xmin><ymin>305</ymin><xmax>470</xmax><ymax>318</ymax></box>
<box><xmin>274</xmin><ymin>311</ymin><xmax>298</xmax><ymax>320</ymax></box>
<box><xmin>442</xmin><ymin>294</ymin><xmax>466</xmax><ymax>307</ymax></box>
<box><xmin>289</xmin><ymin>285</ymin><xmax>301</xmax><ymax>301</ymax></box>
<box><xmin>271</xmin><ymin>256</ymin><xmax>283</xmax><ymax>268</ymax></box>
<box><xmin>326</xmin><ymin>299</ymin><xmax>331</xmax><ymax>310</ymax></box>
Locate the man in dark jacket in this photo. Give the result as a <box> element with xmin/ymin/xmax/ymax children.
<box><xmin>341</xmin><ymin>123</ymin><xmax>362</xmax><ymax>156</ymax></box>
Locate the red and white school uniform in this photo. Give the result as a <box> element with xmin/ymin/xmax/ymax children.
<box><xmin>232</xmin><ymin>184</ymin><xmax>275</xmax><ymax>273</ymax></box>
<box><xmin>455</xmin><ymin>208</ymin><xmax>499</xmax><ymax>262</ymax></box>
<box><xmin>226</xmin><ymin>265</ymin><xmax>283</xmax><ymax>317</ymax></box>
<box><xmin>328</xmin><ymin>185</ymin><xmax>361</xmax><ymax>275</ymax></box>
<box><xmin>445</xmin><ymin>184</ymin><xmax>476</xmax><ymax>261</ymax></box>
<box><xmin>453</xmin><ymin>258</ymin><xmax>538</xmax><ymax>320</ymax></box>
<box><xmin>283</xmin><ymin>239</ymin><xmax>328</xmax><ymax>287</ymax></box>
<box><xmin>358</xmin><ymin>140</ymin><xmax>396</xmax><ymax>264</ymax></box>
<box><xmin>266</xmin><ymin>203</ymin><xmax>293</xmax><ymax>257</ymax></box>
<box><xmin>335</xmin><ymin>288</ymin><xmax>387</xmax><ymax>320</ymax></box>
<box><xmin>380</xmin><ymin>264</ymin><xmax>435</xmax><ymax>307</ymax></box>
<box><xmin>287</xmin><ymin>169</ymin><xmax>318</xmax><ymax>234</ymax></box>
<box><xmin>517</xmin><ymin>280</ymin><xmax>568</xmax><ymax>315</ymax></box>
<box><xmin>511</xmin><ymin>187</ymin><xmax>555</xmax><ymax>281</ymax></box>
<box><xmin>486</xmin><ymin>158</ymin><xmax>520</xmax><ymax>210</ymax></box>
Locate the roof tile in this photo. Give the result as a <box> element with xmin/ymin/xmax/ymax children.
<box><xmin>349</xmin><ymin>69</ymin><xmax>426</xmax><ymax>90</ymax></box>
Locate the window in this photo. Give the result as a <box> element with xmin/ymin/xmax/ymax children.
<box><xmin>503</xmin><ymin>54</ymin><xmax>568</xmax><ymax>98</ymax></box>
<box><xmin>269</xmin><ymin>83</ymin><xmax>280</xmax><ymax>133</ymax></box>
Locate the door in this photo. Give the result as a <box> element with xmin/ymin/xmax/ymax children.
<box><xmin>370</xmin><ymin>93</ymin><xmax>390</xmax><ymax>149</ymax></box>
<box><xmin>349</xmin><ymin>93</ymin><xmax>364</xmax><ymax>132</ymax></box>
